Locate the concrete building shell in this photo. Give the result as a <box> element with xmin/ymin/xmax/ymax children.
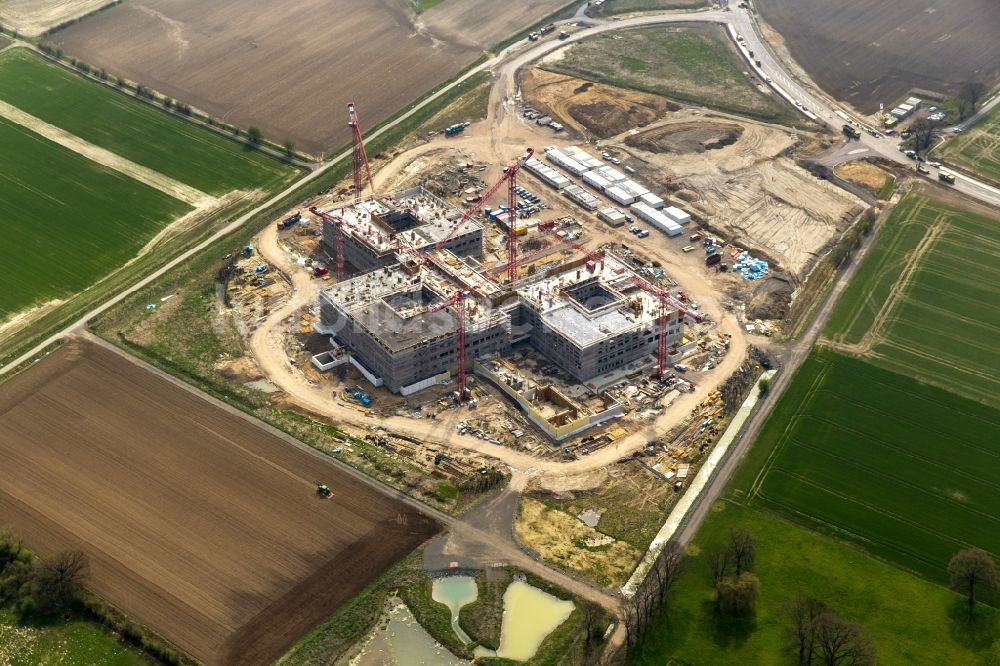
<box><xmin>317</xmin><ymin>243</ymin><xmax>682</xmax><ymax>394</ymax></box>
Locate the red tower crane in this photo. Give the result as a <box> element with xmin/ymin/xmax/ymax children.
<box><xmin>426</xmin><ymin>289</ymin><xmax>470</xmax><ymax>400</ymax></box>
<box><xmin>309</xmin><ymin>207</ymin><xmax>348</xmax><ymax>280</ymax></box>
<box><xmin>627</xmin><ymin>274</ymin><xmax>705</xmax><ymax>380</ymax></box>
<box><xmin>434</xmin><ymin>149</ymin><xmax>534</xmax><ymax>284</ymax></box>
<box><xmin>347</xmin><ymin>102</ymin><xmax>375</xmax><ymax>198</ymax></box>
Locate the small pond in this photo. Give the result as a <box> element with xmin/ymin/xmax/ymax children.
<box><xmin>431</xmin><ymin>575</ymin><xmax>478</xmax><ymax>644</ymax></box>
<box><xmin>473</xmin><ymin>580</ymin><xmax>574</xmax><ymax>661</ymax></box>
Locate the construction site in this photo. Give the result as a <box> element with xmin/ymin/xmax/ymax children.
<box><xmin>221</xmin><ymin>92</ymin><xmax>785</xmax><ymax>464</ymax></box>
<box><xmin>309</xmin><ymin>171</ymin><xmax>700</xmax><ymax>436</ymax></box>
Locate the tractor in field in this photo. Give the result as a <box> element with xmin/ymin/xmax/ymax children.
<box><xmin>316</xmin><ymin>483</ymin><xmax>332</xmax><ymax>499</ymax></box>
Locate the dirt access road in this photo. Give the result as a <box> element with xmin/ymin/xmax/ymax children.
<box><xmin>0</xmin><ymin>337</ymin><xmax>438</xmax><ymax>665</ymax></box>
<box><xmin>252</xmin><ymin>206</ymin><xmax>748</xmax><ymax>483</ymax></box>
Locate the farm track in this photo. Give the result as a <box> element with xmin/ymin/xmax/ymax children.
<box><xmin>0</xmin><ymin>337</ymin><xmax>440</xmax><ymax>665</ymax></box>
<box><xmin>0</xmin><ymin>97</ymin><xmax>212</xmax><ymax>206</ymax></box>
<box><xmin>820</xmin><ymin>215</ymin><xmax>945</xmax><ymax>356</ymax></box>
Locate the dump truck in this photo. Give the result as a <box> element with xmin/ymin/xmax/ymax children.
<box><xmin>540</xmin><ymin>23</ymin><xmax>556</xmax><ymax>35</ymax></box>
<box><xmin>842</xmin><ymin>124</ymin><xmax>861</xmax><ymax>140</ymax></box>
<box><xmin>277</xmin><ymin>212</ymin><xmax>301</xmax><ymax>230</ymax></box>
<box><xmin>938</xmin><ymin>169</ymin><xmax>956</xmax><ymax>184</ymax></box>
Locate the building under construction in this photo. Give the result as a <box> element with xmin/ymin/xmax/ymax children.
<box><xmin>319</xmin><ymin>186</ymin><xmax>483</xmax><ymax>272</ymax></box>
<box><xmin>315</xmin><ymin>186</ymin><xmax>684</xmax><ymax>395</ymax></box>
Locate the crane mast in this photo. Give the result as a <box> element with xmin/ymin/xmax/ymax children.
<box><xmin>434</xmin><ymin>149</ymin><xmax>534</xmax><ymax>264</ymax></box>
<box><xmin>347</xmin><ymin>102</ymin><xmax>375</xmax><ymax>198</ymax></box>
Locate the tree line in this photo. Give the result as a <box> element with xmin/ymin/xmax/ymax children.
<box><xmin>1</xmin><ymin>529</ymin><xmax>196</xmax><ymax>664</ymax></box>
<box><xmin>34</xmin><ymin>42</ymin><xmax>299</xmax><ymax>160</ymax></box>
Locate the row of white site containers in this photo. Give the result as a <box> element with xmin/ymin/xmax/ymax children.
<box><xmin>545</xmin><ymin>147</ymin><xmax>590</xmax><ymax>176</ymax></box>
<box><xmin>631</xmin><ymin>202</ymin><xmax>691</xmax><ymax>237</ymax></box>
<box><xmin>540</xmin><ymin>146</ymin><xmax>668</xmax><ymax>212</ymax></box>
<box><xmin>606</xmin><ymin>183</ymin><xmax>663</xmax><ymax>208</ymax></box>
<box><xmin>525</xmin><ymin>157</ymin><xmax>571</xmax><ymax>190</ymax></box>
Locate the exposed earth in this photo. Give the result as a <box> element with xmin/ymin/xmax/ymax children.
<box><xmin>0</xmin><ymin>338</ymin><xmax>439</xmax><ymax>665</ymax></box>
<box><xmin>51</xmin><ymin>0</ymin><xmax>572</xmax><ymax>155</ymax></box>
<box><xmin>755</xmin><ymin>0</ymin><xmax>1000</xmax><ymax>113</ymax></box>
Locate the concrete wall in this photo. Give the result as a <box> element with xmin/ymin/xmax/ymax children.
<box><xmin>518</xmin><ymin>303</ymin><xmax>682</xmax><ymax>382</ymax></box>
<box><xmin>475</xmin><ymin>361</ymin><xmax>625</xmax><ymax>441</ymax></box>
<box><xmin>320</xmin><ymin>292</ymin><xmax>512</xmax><ymax>392</ymax></box>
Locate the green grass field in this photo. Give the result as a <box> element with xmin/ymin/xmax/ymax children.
<box><xmin>0</xmin><ymin>117</ymin><xmax>190</xmax><ymax>319</ymax></box>
<box><xmin>938</xmin><ymin>104</ymin><xmax>1000</xmax><ymax>184</ymax></box>
<box><xmin>628</xmin><ymin>503</ymin><xmax>997</xmax><ymax>665</ymax></box>
<box><xmin>0</xmin><ymin>49</ymin><xmax>299</xmax><ymax>195</ymax></box>
<box><xmin>0</xmin><ymin>609</ymin><xmax>150</xmax><ymax>665</ymax></box>
<box><xmin>823</xmin><ymin>193</ymin><xmax>1000</xmax><ymax>407</ymax></box>
<box><xmin>732</xmin><ymin>348</ymin><xmax>1000</xmax><ymax>582</ymax></box>
<box><xmin>630</xmin><ymin>189</ymin><xmax>1000</xmax><ymax>663</ymax></box>
<box><xmin>543</xmin><ymin>25</ymin><xmax>797</xmax><ymax>124</ymax></box>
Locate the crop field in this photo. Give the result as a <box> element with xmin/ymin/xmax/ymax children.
<box><xmin>0</xmin><ymin>50</ymin><xmax>299</xmax><ymax>196</ymax></box>
<box><xmin>735</xmin><ymin>349</ymin><xmax>1000</xmax><ymax>582</ymax></box>
<box><xmin>53</xmin><ymin>0</ymin><xmax>570</xmax><ymax>155</ymax></box>
<box><xmin>0</xmin><ymin>116</ymin><xmax>190</xmax><ymax>320</ymax></box>
<box><xmin>0</xmin><ymin>339</ymin><xmax>439</xmax><ymax>665</ymax></box>
<box><xmin>938</xmin><ymin>103</ymin><xmax>1000</xmax><ymax>185</ymax></box>
<box><xmin>0</xmin><ymin>48</ymin><xmax>301</xmax><ymax>330</ymax></box>
<box><xmin>822</xmin><ymin>193</ymin><xmax>1000</xmax><ymax>407</ymax></box>
<box><xmin>0</xmin><ymin>0</ymin><xmax>113</xmax><ymax>36</ymax></box>
<box><xmin>756</xmin><ymin>0</ymin><xmax>1000</xmax><ymax>113</ymax></box>
<box><xmin>541</xmin><ymin>24</ymin><xmax>797</xmax><ymax>124</ymax></box>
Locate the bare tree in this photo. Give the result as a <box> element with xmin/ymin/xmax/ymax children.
<box><xmin>621</xmin><ymin>590</ymin><xmax>639</xmax><ymax>647</ymax></box>
<box><xmin>727</xmin><ymin>528</ymin><xmax>756</xmax><ymax>576</ymax></box>
<box><xmin>812</xmin><ymin>612</ymin><xmax>876</xmax><ymax>666</ymax></box>
<box><xmin>957</xmin><ymin>81</ymin><xmax>987</xmax><ymax>119</ymax></box>
<box><xmin>708</xmin><ymin>542</ymin><xmax>730</xmax><ymax>584</ymax></box>
<box><xmin>949</xmin><ymin>548</ymin><xmax>998</xmax><ymax>615</ymax></box>
<box><xmin>785</xmin><ymin>596</ymin><xmax>828</xmax><ymax>665</ymax></box>
<box><xmin>655</xmin><ymin>540</ymin><xmax>686</xmax><ymax>605</ymax></box>
<box><xmin>29</xmin><ymin>550</ymin><xmax>89</xmax><ymax>615</ymax></box>
<box><xmin>909</xmin><ymin>118</ymin><xmax>937</xmax><ymax>153</ymax></box>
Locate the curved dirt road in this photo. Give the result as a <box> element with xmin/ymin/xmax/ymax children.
<box><xmin>251</xmin><ymin>221</ymin><xmax>747</xmax><ymax>481</ymax></box>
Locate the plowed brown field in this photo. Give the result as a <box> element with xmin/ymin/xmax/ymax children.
<box><xmin>52</xmin><ymin>0</ymin><xmax>569</xmax><ymax>155</ymax></box>
<box><xmin>756</xmin><ymin>0</ymin><xmax>1000</xmax><ymax>113</ymax></box>
<box><xmin>0</xmin><ymin>338</ymin><xmax>439</xmax><ymax>665</ymax></box>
